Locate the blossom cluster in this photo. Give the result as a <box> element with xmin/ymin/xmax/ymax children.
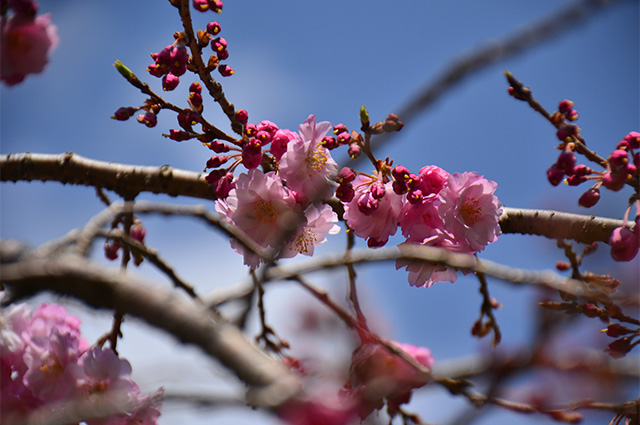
<box><xmin>545</xmin><ymin>100</ymin><xmax>639</xmax><ymax>261</ymax></box>
<box><xmin>1</xmin><ymin>303</ymin><xmax>163</xmax><ymax>425</ymax></box>
<box><xmin>206</xmin><ymin>113</ymin><xmax>502</xmax><ymax>287</ymax></box>
<box><xmin>1</xmin><ymin>0</ymin><xmax>58</xmax><ymax>86</ymax></box>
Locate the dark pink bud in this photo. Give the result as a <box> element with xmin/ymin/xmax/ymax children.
<box><xmin>609</xmin><ymin>226</ymin><xmax>639</xmax><ymax>262</ymax></box>
<box><xmin>193</xmin><ymin>0</ymin><xmax>209</xmax><ymax>11</ymax></box>
<box><xmin>392</xmin><ymin>180</ymin><xmax>408</xmax><ymax>195</ymax></box>
<box><xmin>357</xmin><ymin>193</ymin><xmax>378</xmax><ymax>215</ymax></box>
<box><xmin>207</xmin><ymin>140</ymin><xmax>231</xmax><ymax>153</ymax></box>
<box><xmin>205</xmin><ymin>168</ymin><xmax>226</xmax><ymax>185</ymax></box>
<box><xmin>218</xmin><ymin>64</ymin><xmax>234</xmax><ymax>77</ymax></box>
<box><xmin>556</xmin><ymin>124</ymin><xmax>579</xmax><ymax>141</ymax></box>
<box><xmin>566</xmin><ymin>174</ymin><xmax>586</xmax><ymax>186</ymax></box>
<box><xmin>206</xmin><ymin>21</ymin><xmax>221</xmax><ymax>35</ymax></box>
<box><xmin>625</xmin><ymin>163</ymin><xmax>638</xmax><ymax>178</ymax></box>
<box><xmin>382</xmin><ymin>114</ymin><xmax>404</xmax><ymax>132</ymax></box>
<box><xmin>333</xmin><ymin>124</ymin><xmax>348</xmax><ymax>135</ymax></box>
<box><xmin>130</xmin><ymin>220</ymin><xmax>146</xmax><ymax>243</ymax></box>
<box><xmin>242</xmin><ymin>139</ymin><xmax>262</xmax><ymax>169</ymax></box>
<box><xmin>546</xmin><ymin>164</ymin><xmax>564</xmax><ymax>186</ymax></box>
<box><xmin>634</xmin><ymin>152</ymin><xmax>640</xmax><ymax>169</ymax></box>
<box><xmin>104</xmin><ymin>241</ymin><xmax>120</xmax><ymax>261</ymax></box>
<box><xmin>112</xmin><ymin>107</ymin><xmax>136</xmax><ymax>121</ymax></box>
<box><xmin>320</xmin><ymin>136</ymin><xmax>338</xmax><ymax>150</ymax></box>
<box><xmin>216</xmin><ymin>48</ymin><xmax>229</xmax><ymax>60</ymax></box>
<box><xmin>601</xmin><ymin>172</ymin><xmax>625</xmax><ymax>191</ymax></box>
<box><xmin>147</xmin><ymin>63</ymin><xmax>166</xmax><ymax>78</ymax></box>
<box><xmin>617</xmin><ymin>140</ymin><xmax>630</xmax><ymax>151</ymax></box>
<box><xmin>392</xmin><ymin>165</ymin><xmax>410</xmax><ymax>181</ymax></box>
<box><xmin>245</xmin><ymin>123</ymin><xmax>257</xmax><ymax>137</ymax></box>
<box><xmin>136</xmin><ymin>111</ymin><xmax>157</xmax><ymax>128</ymax></box>
<box><xmin>607</xmin><ymin>337</ymin><xmax>634</xmax><ymax>358</ymax></box>
<box><xmin>336</xmin><ymin>182</ymin><xmax>355</xmax><ymax>203</ymax></box>
<box><xmin>215</xmin><ymin>173</ymin><xmax>234</xmax><ymax>198</ymax></box>
<box><xmin>609</xmin><ymin>149</ymin><xmax>629</xmax><ymax>169</ymax></box>
<box><xmin>235</xmin><ymin>109</ymin><xmax>248</xmax><ymax>125</ymax></box>
<box><xmin>189</xmin><ymin>91</ymin><xmax>203</xmax><ymax>108</ymax></box>
<box><xmin>602</xmin><ymin>323</ymin><xmax>633</xmax><ymax>338</ymax></box>
<box><xmin>624</xmin><ymin>131</ymin><xmax>640</xmax><ymax>149</ymax></box>
<box><xmin>258</xmin><ymin>120</ymin><xmax>278</xmax><ymax>137</ymax></box>
<box><xmin>207</xmin><ymin>0</ymin><xmax>223</xmax><ymax>13</ymax></box>
<box><xmin>556</xmin><ymin>149</ymin><xmax>576</xmax><ymax>172</ymax></box>
<box><xmin>348</xmin><ymin>143</ymin><xmax>361</xmax><ymax>159</ymax></box>
<box><xmin>212</xmin><ymin>37</ymin><xmax>227</xmax><ymax>52</ymax></box>
<box><xmin>572</xmin><ymin>164</ymin><xmax>592</xmax><ymax>177</ymax></box>
<box><xmin>566</xmin><ymin>109</ymin><xmax>579</xmax><ymax>121</ymax></box>
<box><xmin>206</xmin><ymin>155</ymin><xmax>230</xmax><ymax>169</ymax></box>
<box><xmin>170</xmin><ymin>45</ymin><xmax>189</xmax><ymax>76</ymax></box>
<box><xmin>168</xmin><ymin>129</ymin><xmax>193</xmax><ymax>141</ymax></box>
<box><xmin>178</xmin><ymin>111</ymin><xmax>199</xmax><ymax>131</ymax></box>
<box><xmin>558</xmin><ymin>99</ymin><xmax>574</xmax><ymax>113</ymax></box>
<box><xmin>370</xmin><ymin>181</ymin><xmax>386</xmax><ymax>200</ymax></box>
<box><xmin>255</xmin><ymin>130</ymin><xmax>272</xmax><ymax>145</ymax></box>
<box><xmin>162</xmin><ymin>73</ymin><xmax>180</xmax><ymax>91</ymax></box>
<box><xmin>189</xmin><ymin>82</ymin><xmax>202</xmax><ymax>94</ymax></box>
<box><xmin>337</xmin><ymin>167</ymin><xmax>356</xmax><ymax>183</ymax></box>
<box><xmin>336</xmin><ymin>132</ymin><xmax>351</xmax><ymax>145</ymax></box>
<box><xmin>578</xmin><ymin>187</ymin><xmax>600</xmax><ymax>208</ymax></box>
<box><xmin>556</xmin><ymin>261</ymin><xmax>571</xmax><ymax>271</ymax></box>
<box><xmin>407</xmin><ymin>189</ymin><xmax>423</xmax><ymax>204</ymax></box>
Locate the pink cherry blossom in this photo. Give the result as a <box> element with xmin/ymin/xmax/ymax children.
<box><xmin>280</xmin><ymin>203</ymin><xmax>341</xmax><ymax>258</ymax></box>
<box><xmin>1</xmin><ymin>13</ymin><xmax>59</xmax><ymax>86</ymax></box>
<box><xmin>270</xmin><ymin>129</ymin><xmax>298</xmax><ymax>161</ymax></box>
<box><xmin>342</xmin><ymin>339</ymin><xmax>434</xmax><ymax>418</ymax></box>
<box><xmin>215</xmin><ymin>169</ymin><xmax>304</xmax><ymax>268</ymax></box>
<box><xmin>343</xmin><ymin>175</ymin><xmax>404</xmax><ymax>247</ymax></box>
<box><xmin>279</xmin><ymin>115</ymin><xmax>338</xmax><ymax>202</ymax></box>
<box><xmin>438</xmin><ymin>172</ymin><xmax>502</xmax><ymax>252</ymax></box>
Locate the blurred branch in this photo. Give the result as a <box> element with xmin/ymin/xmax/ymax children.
<box><xmin>363</xmin><ymin>0</ymin><xmax>628</xmax><ymax>158</ymax></box>
<box><xmin>0</xmin><ymin>239</ymin><xmax>299</xmax><ymax>408</ymax></box>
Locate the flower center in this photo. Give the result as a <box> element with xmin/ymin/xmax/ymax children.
<box><xmin>254</xmin><ymin>200</ymin><xmax>278</xmax><ymax>223</ymax></box>
<box><xmin>293</xmin><ymin>229</ymin><xmax>319</xmax><ymax>254</ymax></box>
<box><xmin>460</xmin><ymin>197</ymin><xmax>481</xmax><ymax>226</ymax></box>
<box><xmin>305</xmin><ymin>147</ymin><xmax>328</xmax><ymax>176</ymax></box>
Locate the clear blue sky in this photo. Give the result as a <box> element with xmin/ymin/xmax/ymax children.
<box><xmin>1</xmin><ymin>1</ymin><xmax>638</xmax><ymax>424</ymax></box>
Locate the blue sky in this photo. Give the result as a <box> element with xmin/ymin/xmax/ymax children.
<box><xmin>1</xmin><ymin>1</ymin><xmax>638</xmax><ymax>424</ymax></box>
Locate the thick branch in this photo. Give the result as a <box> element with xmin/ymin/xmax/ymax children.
<box><xmin>0</xmin><ymin>240</ymin><xmax>298</xmax><ymax>408</ymax></box>
<box><xmin>1</xmin><ymin>152</ymin><xmax>627</xmax><ymax>244</ymax></box>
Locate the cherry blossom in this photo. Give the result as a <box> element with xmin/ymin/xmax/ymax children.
<box><xmin>1</xmin><ymin>12</ymin><xmax>59</xmax><ymax>86</ymax></box>
<box><xmin>279</xmin><ymin>115</ymin><xmax>338</xmax><ymax>202</ymax></box>
<box><xmin>280</xmin><ymin>203</ymin><xmax>341</xmax><ymax>258</ymax></box>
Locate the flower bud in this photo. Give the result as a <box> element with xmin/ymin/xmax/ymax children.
<box><xmin>336</xmin><ymin>182</ymin><xmax>355</xmax><ymax>203</ymax></box>
<box><xmin>130</xmin><ymin>220</ymin><xmax>146</xmax><ymax>243</ymax></box>
<box><xmin>168</xmin><ymin>129</ymin><xmax>193</xmax><ymax>141</ymax></box>
<box><xmin>215</xmin><ymin>172</ymin><xmax>235</xmax><ymax>198</ymax></box>
<box><xmin>348</xmin><ymin>143</ymin><xmax>361</xmax><ymax>159</ymax></box>
<box><xmin>235</xmin><ymin>109</ymin><xmax>249</xmax><ymax>125</ymax></box>
<box><xmin>609</xmin><ymin>226</ymin><xmax>639</xmax><ymax>262</ymax></box>
<box><xmin>558</xmin><ymin>99</ymin><xmax>574</xmax><ymax>113</ymax></box>
<box><xmin>207</xmin><ymin>140</ymin><xmax>231</xmax><ymax>153</ymax></box>
<box><xmin>162</xmin><ymin>73</ymin><xmax>180</xmax><ymax>91</ymax></box>
<box><xmin>112</xmin><ymin>107</ymin><xmax>136</xmax><ymax>121</ymax></box>
<box><xmin>337</xmin><ymin>167</ymin><xmax>356</xmax><ymax>183</ymax></box>
<box><xmin>624</xmin><ymin>131</ymin><xmax>640</xmax><ymax>149</ymax></box>
<box><xmin>578</xmin><ymin>187</ymin><xmax>600</xmax><ymax>208</ymax></box>
<box><xmin>136</xmin><ymin>111</ymin><xmax>157</xmax><ymax>128</ymax></box>
<box><xmin>218</xmin><ymin>64</ymin><xmax>234</xmax><ymax>76</ymax></box>
<box><xmin>206</xmin><ymin>155</ymin><xmax>230</xmax><ymax>169</ymax></box>
<box><xmin>546</xmin><ymin>164</ymin><xmax>564</xmax><ymax>186</ymax></box>
<box><xmin>206</xmin><ymin>21</ymin><xmax>221</xmax><ymax>35</ymax></box>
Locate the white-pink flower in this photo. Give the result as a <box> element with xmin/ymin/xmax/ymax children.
<box><xmin>279</xmin><ymin>115</ymin><xmax>338</xmax><ymax>202</ymax></box>
<box><xmin>280</xmin><ymin>203</ymin><xmax>341</xmax><ymax>258</ymax></box>
<box><xmin>1</xmin><ymin>13</ymin><xmax>59</xmax><ymax>86</ymax></box>
<box><xmin>215</xmin><ymin>169</ymin><xmax>303</xmax><ymax>268</ymax></box>
<box><xmin>438</xmin><ymin>172</ymin><xmax>502</xmax><ymax>252</ymax></box>
<box><xmin>343</xmin><ymin>175</ymin><xmax>404</xmax><ymax>247</ymax></box>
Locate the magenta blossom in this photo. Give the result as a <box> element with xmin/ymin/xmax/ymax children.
<box><xmin>280</xmin><ymin>203</ymin><xmax>341</xmax><ymax>258</ymax></box>
<box><xmin>438</xmin><ymin>172</ymin><xmax>502</xmax><ymax>252</ymax></box>
<box><xmin>279</xmin><ymin>115</ymin><xmax>338</xmax><ymax>202</ymax></box>
<box><xmin>343</xmin><ymin>175</ymin><xmax>404</xmax><ymax>247</ymax></box>
<box><xmin>215</xmin><ymin>169</ymin><xmax>304</xmax><ymax>268</ymax></box>
<box><xmin>1</xmin><ymin>12</ymin><xmax>58</xmax><ymax>86</ymax></box>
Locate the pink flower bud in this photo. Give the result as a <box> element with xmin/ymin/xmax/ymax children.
<box><xmin>320</xmin><ymin>136</ymin><xmax>338</xmax><ymax>149</ymax></box>
<box><xmin>207</xmin><ymin>140</ymin><xmax>231</xmax><ymax>153</ymax></box>
<box><xmin>609</xmin><ymin>226</ymin><xmax>639</xmax><ymax>262</ymax></box>
<box><xmin>348</xmin><ymin>143</ymin><xmax>361</xmax><ymax>159</ymax></box>
<box><xmin>370</xmin><ymin>181</ymin><xmax>386</xmax><ymax>200</ymax></box>
<box><xmin>217</xmin><ymin>64</ymin><xmax>234</xmax><ymax>77</ymax></box>
<box><xmin>216</xmin><ymin>48</ymin><xmax>229</xmax><ymax>60</ymax></box>
<box><xmin>242</xmin><ymin>139</ymin><xmax>262</xmax><ymax>169</ymax></box>
<box><xmin>161</xmin><ymin>73</ymin><xmax>180</xmax><ymax>91</ymax></box>
<box><xmin>608</xmin><ymin>149</ymin><xmax>629</xmax><ymax>169</ymax></box>
<box><xmin>333</xmin><ymin>124</ymin><xmax>348</xmax><ymax>135</ymax></box>
<box><xmin>556</xmin><ymin>148</ymin><xmax>576</xmax><ymax>173</ymax></box>
<box><xmin>215</xmin><ymin>172</ymin><xmax>235</xmax><ymax>198</ymax></box>
<box><xmin>392</xmin><ymin>165</ymin><xmax>410</xmax><ymax>181</ymax></box>
<box><xmin>112</xmin><ymin>107</ymin><xmax>136</xmax><ymax>121</ymax></box>
<box><xmin>336</xmin><ymin>132</ymin><xmax>351</xmax><ymax>145</ymax></box>
<box><xmin>193</xmin><ymin>0</ymin><xmax>209</xmax><ymax>12</ymax></box>
<box><xmin>578</xmin><ymin>187</ymin><xmax>600</xmax><ymax>208</ymax></box>
<box><xmin>206</xmin><ymin>155</ymin><xmax>230</xmax><ymax>169</ymax></box>
<box><xmin>556</xmin><ymin>124</ymin><xmax>579</xmax><ymax>141</ymax></box>
<box><xmin>189</xmin><ymin>81</ymin><xmax>202</xmax><ymax>94</ymax></box>
<box><xmin>206</xmin><ymin>21</ymin><xmax>221</xmax><ymax>35</ymax></box>
<box><xmin>546</xmin><ymin>164</ymin><xmax>564</xmax><ymax>186</ymax></box>
<box><xmin>208</xmin><ymin>0</ymin><xmax>223</xmax><ymax>13</ymax></box>
<box><xmin>601</xmin><ymin>172</ymin><xmax>625</xmax><ymax>191</ymax></box>
<box><xmin>558</xmin><ymin>99</ymin><xmax>574</xmax><ymax>113</ymax></box>
<box><xmin>130</xmin><ymin>220</ymin><xmax>146</xmax><ymax>243</ymax></box>
<box><xmin>205</xmin><ymin>168</ymin><xmax>226</xmax><ymax>185</ymax></box>
<box><xmin>624</xmin><ymin>131</ymin><xmax>640</xmax><ymax>149</ymax></box>
<box><xmin>168</xmin><ymin>129</ymin><xmax>193</xmax><ymax>141</ymax></box>
<box><xmin>338</xmin><ymin>167</ymin><xmax>356</xmax><ymax>183</ymax></box>
<box><xmin>336</xmin><ymin>182</ymin><xmax>355</xmax><ymax>202</ymax></box>
<box><xmin>136</xmin><ymin>111</ymin><xmax>157</xmax><ymax>128</ymax></box>
<box><xmin>104</xmin><ymin>241</ymin><xmax>120</xmax><ymax>260</ymax></box>
<box><xmin>235</xmin><ymin>109</ymin><xmax>248</xmax><ymax>125</ymax></box>
<box><xmin>255</xmin><ymin>130</ymin><xmax>272</xmax><ymax>145</ymax></box>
